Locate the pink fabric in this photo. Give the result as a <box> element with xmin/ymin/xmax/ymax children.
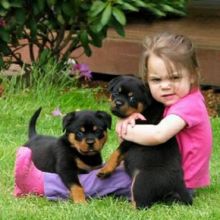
<box><xmin>164</xmin><ymin>89</ymin><xmax>212</xmax><ymax>188</ymax></box>
<box><xmin>14</xmin><ymin>147</ymin><xmax>44</xmax><ymax>197</ymax></box>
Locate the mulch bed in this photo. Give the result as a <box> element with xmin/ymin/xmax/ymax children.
<box><xmin>202</xmin><ymin>89</ymin><xmax>220</xmax><ymax>117</ymax></box>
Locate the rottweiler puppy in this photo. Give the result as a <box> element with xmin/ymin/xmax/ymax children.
<box><xmin>24</xmin><ymin>107</ymin><xmax>111</xmax><ymax>204</ymax></box>
<box><xmin>97</xmin><ymin>75</ymin><xmax>192</xmax><ymax>209</ymax></box>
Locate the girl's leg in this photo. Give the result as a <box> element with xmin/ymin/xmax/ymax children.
<box><xmin>14</xmin><ymin>147</ymin><xmax>44</xmax><ymax>197</ymax></box>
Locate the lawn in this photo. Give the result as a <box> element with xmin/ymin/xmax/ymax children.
<box><xmin>0</xmin><ymin>72</ymin><xmax>220</xmax><ymax>220</ymax></box>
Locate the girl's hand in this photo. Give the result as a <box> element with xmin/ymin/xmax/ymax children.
<box><xmin>116</xmin><ymin>113</ymin><xmax>146</xmax><ymax>138</ymax></box>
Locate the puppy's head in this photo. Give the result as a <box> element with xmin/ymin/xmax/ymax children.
<box><xmin>63</xmin><ymin>110</ymin><xmax>111</xmax><ymax>155</ymax></box>
<box><xmin>108</xmin><ymin>76</ymin><xmax>152</xmax><ymax>118</ymax></box>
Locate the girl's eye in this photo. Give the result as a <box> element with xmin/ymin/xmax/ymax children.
<box><xmin>150</xmin><ymin>78</ymin><xmax>161</xmax><ymax>83</ymax></box>
<box><xmin>76</xmin><ymin>131</ymin><xmax>84</xmax><ymax>140</ymax></box>
<box><xmin>170</xmin><ymin>76</ymin><xmax>181</xmax><ymax>81</ymax></box>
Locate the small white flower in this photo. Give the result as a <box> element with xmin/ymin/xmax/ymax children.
<box><xmin>67</xmin><ymin>58</ymin><xmax>76</xmax><ymax>66</ymax></box>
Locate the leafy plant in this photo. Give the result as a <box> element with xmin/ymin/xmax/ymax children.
<box><xmin>0</xmin><ymin>0</ymin><xmax>188</xmax><ymax>74</ymax></box>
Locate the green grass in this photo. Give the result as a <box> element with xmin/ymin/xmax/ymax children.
<box><xmin>0</xmin><ymin>70</ymin><xmax>220</xmax><ymax>219</ymax></box>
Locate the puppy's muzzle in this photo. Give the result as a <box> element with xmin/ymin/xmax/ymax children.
<box><xmin>86</xmin><ymin>138</ymin><xmax>95</xmax><ymax>148</ymax></box>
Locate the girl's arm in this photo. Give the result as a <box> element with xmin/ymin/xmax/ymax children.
<box><xmin>116</xmin><ymin>114</ymin><xmax>186</xmax><ymax>146</ymax></box>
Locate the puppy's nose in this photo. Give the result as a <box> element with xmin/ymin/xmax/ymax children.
<box><xmin>86</xmin><ymin>138</ymin><xmax>95</xmax><ymax>146</ymax></box>
<box><xmin>115</xmin><ymin>99</ymin><xmax>124</xmax><ymax>107</ymax></box>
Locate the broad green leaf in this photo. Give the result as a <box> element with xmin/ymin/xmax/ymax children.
<box><xmin>114</xmin><ymin>24</ymin><xmax>125</xmax><ymax>37</ymax></box>
<box><xmin>0</xmin><ymin>9</ymin><xmax>7</xmax><ymax>16</ymax></box>
<box><xmin>0</xmin><ymin>56</ymin><xmax>4</xmax><ymax>67</ymax></box>
<box><xmin>47</xmin><ymin>0</ymin><xmax>56</xmax><ymax>6</ymax></box>
<box><xmin>90</xmin><ymin>1</ymin><xmax>106</xmax><ymax>12</ymax></box>
<box><xmin>90</xmin><ymin>21</ymin><xmax>104</xmax><ymax>33</ymax></box>
<box><xmin>90</xmin><ymin>35</ymin><xmax>103</xmax><ymax>48</ymax></box>
<box><xmin>62</xmin><ymin>2</ymin><xmax>74</xmax><ymax>17</ymax></box>
<box><xmin>134</xmin><ymin>1</ymin><xmax>155</xmax><ymax>9</ymax></box>
<box><xmin>1</xmin><ymin>0</ymin><xmax>10</xmax><ymax>9</ymax></box>
<box><xmin>148</xmin><ymin>7</ymin><xmax>166</xmax><ymax>17</ymax></box>
<box><xmin>89</xmin><ymin>2</ymin><xmax>106</xmax><ymax>18</ymax></box>
<box><xmin>15</xmin><ymin>9</ymin><xmax>26</xmax><ymax>25</ymax></box>
<box><xmin>0</xmin><ymin>42</ymin><xmax>10</xmax><ymax>55</ymax></box>
<box><xmin>83</xmin><ymin>45</ymin><xmax>92</xmax><ymax>56</ymax></box>
<box><xmin>57</xmin><ymin>14</ymin><xmax>65</xmax><ymax>25</ymax></box>
<box><xmin>29</xmin><ymin>18</ymin><xmax>37</xmax><ymax>39</ymax></box>
<box><xmin>121</xmin><ymin>2</ymin><xmax>139</xmax><ymax>12</ymax></box>
<box><xmin>162</xmin><ymin>4</ymin><xmax>186</xmax><ymax>16</ymax></box>
<box><xmin>10</xmin><ymin>2</ymin><xmax>22</xmax><ymax>8</ymax></box>
<box><xmin>37</xmin><ymin>0</ymin><xmax>45</xmax><ymax>12</ymax></box>
<box><xmin>89</xmin><ymin>30</ymin><xmax>104</xmax><ymax>47</ymax></box>
<box><xmin>0</xmin><ymin>29</ymin><xmax>10</xmax><ymax>42</ymax></box>
<box><xmin>112</xmin><ymin>7</ymin><xmax>126</xmax><ymax>26</ymax></box>
<box><xmin>111</xmin><ymin>18</ymin><xmax>125</xmax><ymax>37</ymax></box>
<box><xmin>101</xmin><ymin>4</ymin><xmax>112</xmax><ymax>26</ymax></box>
<box><xmin>80</xmin><ymin>30</ymin><xmax>89</xmax><ymax>47</ymax></box>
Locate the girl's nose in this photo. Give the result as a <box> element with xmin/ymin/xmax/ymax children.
<box><xmin>160</xmin><ymin>79</ymin><xmax>172</xmax><ymax>89</ymax></box>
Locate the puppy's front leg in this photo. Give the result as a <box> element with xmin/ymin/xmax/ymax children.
<box><xmin>70</xmin><ymin>183</ymin><xmax>86</xmax><ymax>204</ymax></box>
<box><xmin>59</xmin><ymin>169</ymin><xmax>87</xmax><ymax>204</ymax></box>
<box><xmin>97</xmin><ymin>149</ymin><xmax>124</xmax><ymax>178</ymax></box>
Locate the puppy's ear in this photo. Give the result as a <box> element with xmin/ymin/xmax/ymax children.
<box><xmin>95</xmin><ymin>111</ymin><xmax>112</xmax><ymax>129</ymax></box>
<box><xmin>62</xmin><ymin>112</ymin><xmax>75</xmax><ymax>132</ymax></box>
<box><xmin>107</xmin><ymin>76</ymin><xmax>123</xmax><ymax>93</ymax></box>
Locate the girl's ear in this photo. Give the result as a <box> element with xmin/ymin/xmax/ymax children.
<box><xmin>190</xmin><ymin>73</ymin><xmax>197</xmax><ymax>85</ymax></box>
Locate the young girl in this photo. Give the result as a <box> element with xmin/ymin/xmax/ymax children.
<box><xmin>116</xmin><ymin>32</ymin><xmax>212</xmax><ymax>194</ymax></box>
<box><xmin>14</xmin><ymin>32</ymin><xmax>212</xmax><ymax>201</ymax></box>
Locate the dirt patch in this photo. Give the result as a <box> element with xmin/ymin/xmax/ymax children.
<box><xmin>202</xmin><ymin>89</ymin><xmax>220</xmax><ymax>117</ymax></box>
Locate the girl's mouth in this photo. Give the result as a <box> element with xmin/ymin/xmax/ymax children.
<box><xmin>162</xmin><ymin>94</ymin><xmax>176</xmax><ymax>100</ymax></box>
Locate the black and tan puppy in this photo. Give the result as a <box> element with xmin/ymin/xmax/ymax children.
<box><xmin>24</xmin><ymin>107</ymin><xmax>111</xmax><ymax>203</ymax></box>
<box><xmin>97</xmin><ymin>75</ymin><xmax>192</xmax><ymax>209</ymax></box>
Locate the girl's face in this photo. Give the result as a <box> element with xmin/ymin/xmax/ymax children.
<box><xmin>147</xmin><ymin>54</ymin><xmax>194</xmax><ymax>106</ymax></box>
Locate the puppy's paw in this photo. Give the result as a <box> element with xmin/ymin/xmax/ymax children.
<box><xmin>70</xmin><ymin>184</ymin><xmax>87</xmax><ymax>204</ymax></box>
<box><xmin>97</xmin><ymin>168</ymin><xmax>112</xmax><ymax>179</ymax></box>
<box><xmin>74</xmin><ymin>198</ymin><xmax>87</xmax><ymax>205</ymax></box>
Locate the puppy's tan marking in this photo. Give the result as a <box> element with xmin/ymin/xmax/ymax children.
<box><xmin>95</xmin><ymin>131</ymin><xmax>107</xmax><ymax>151</ymax></box>
<box><xmin>75</xmin><ymin>158</ymin><xmax>101</xmax><ymax>171</ymax></box>
<box><xmin>97</xmin><ymin>149</ymin><xmax>123</xmax><ymax>178</ymax></box>
<box><xmin>131</xmin><ymin>169</ymin><xmax>140</xmax><ymax>209</ymax></box>
<box><xmin>68</xmin><ymin>133</ymin><xmax>88</xmax><ymax>152</ymax></box>
<box><xmin>70</xmin><ymin>184</ymin><xmax>86</xmax><ymax>204</ymax></box>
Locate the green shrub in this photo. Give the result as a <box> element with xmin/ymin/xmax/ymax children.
<box><xmin>0</xmin><ymin>0</ymin><xmax>188</xmax><ymax>74</ymax></box>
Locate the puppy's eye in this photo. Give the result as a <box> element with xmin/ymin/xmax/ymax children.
<box><xmin>95</xmin><ymin>129</ymin><xmax>104</xmax><ymax>138</ymax></box>
<box><xmin>76</xmin><ymin>131</ymin><xmax>84</xmax><ymax>140</ymax></box>
<box><xmin>112</xmin><ymin>92</ymin><xmax>119</xmax><ymax>99</ymax></box>
<box><xmin>129</xmin><ymin>96</ymin><xmax>136</xmax><ymax>105</ymax></box>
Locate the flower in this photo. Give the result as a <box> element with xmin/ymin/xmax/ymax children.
<box><xmin>52</xmin><ymin>107</ymin><xmax>63</xmax><ymax>117</ymax></box>
<box><xmin>68</xmin><ymin>59</ymin><xmax>92</xmax><ymax>81</ymax></box>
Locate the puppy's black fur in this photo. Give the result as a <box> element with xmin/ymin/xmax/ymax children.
<box><xmin>24</xmin><ymin>108</ymin><xmax>111</xmax><ymax>203</ymax></box>
<box><xmin>98</xmin><ymin>76</ymin><xmax>192</xmax><ymax>209</ymax></box>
